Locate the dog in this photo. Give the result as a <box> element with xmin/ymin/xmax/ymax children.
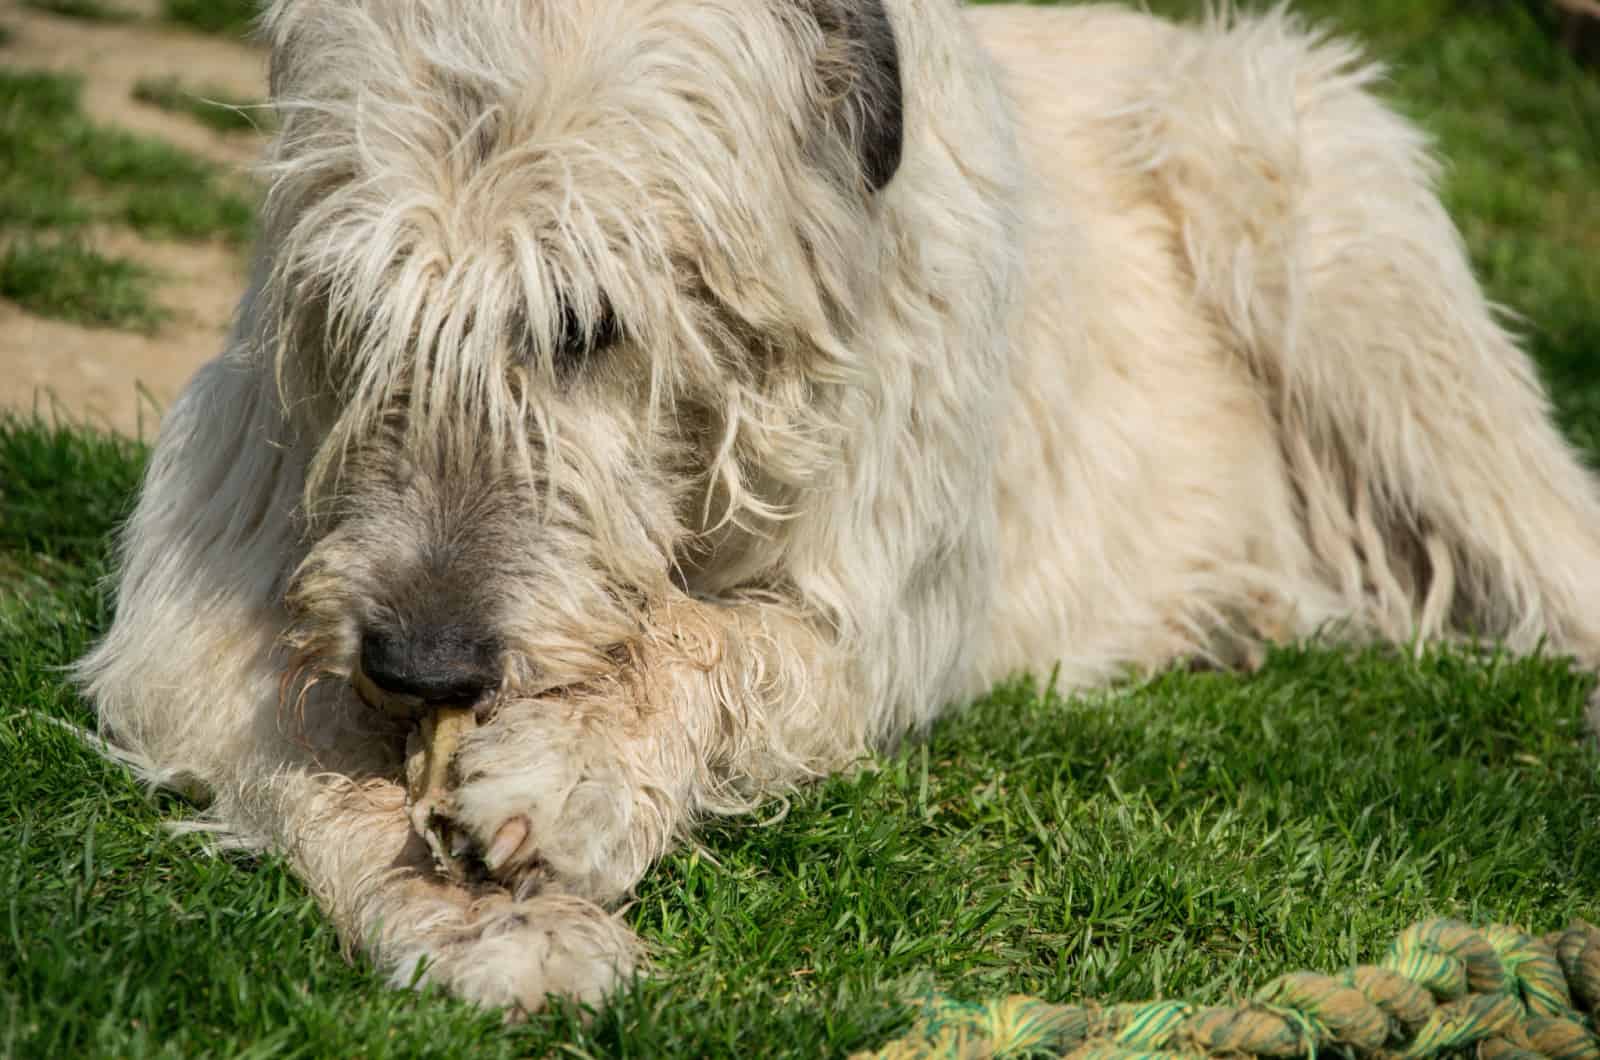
<box><xmin>76</xmin><ymin>0</ymin><xmax>1600</xmax><ymax>1012</ymax></box>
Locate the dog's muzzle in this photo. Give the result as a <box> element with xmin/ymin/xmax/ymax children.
<box><xmin>353</xmin><ymin>622</ymin><xmax>498</xmax><ymax>869</ymax></box>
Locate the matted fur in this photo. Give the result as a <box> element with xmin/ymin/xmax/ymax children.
<box><xmin>77</xmin><ymin>0</ymin><xmax>1600</xmax><ymax>1011</ymax></box>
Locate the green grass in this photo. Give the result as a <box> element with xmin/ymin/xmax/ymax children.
<box><xmin>21</xmin><ymin>0</ymin><xmax>134</xmax><ymax>21</ymax></box>
<box><xmin>160</xmin><ymin>0</ymin><xmax>258</xmax><ymax>38</ymax></box>
<box><xmin>0</xmin><ymin>67</ymin><xmax>256</xmax><ymax>327</ymax></box>
<box><xmin>131</xmin><ymin>76</ymin><xmax>269</xmax><ymax>135</ymax></box>
<box><xmin>2</xmin><ymin>459</ymin><xmax>1596</xmax><ymax>1055</ymax></box>
<box><xmin>4</xmin><ymin>1</ymin><xmax>1600</xmax><ymax>1056</ymax></box>
<box><xmin>0</xmin><ymin>238</ymin><xmax>166</xmax><ymax>331</ymax></box>
<box><xmin>0</xmin><ymin>69</ymin><xmax>256</xmax><ymax>243</ymax></box>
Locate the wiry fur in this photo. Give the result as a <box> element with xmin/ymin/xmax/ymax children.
<box><xmin>77</xmin><ymin>0</ymin><xmax>1600</xmax><ymax>1011</ymax></box>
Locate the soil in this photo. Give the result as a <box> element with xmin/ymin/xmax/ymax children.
<box><xmin>0</xmin><ymin>0</ymin><xmax>268</xmax><ymax>439</ymax></box>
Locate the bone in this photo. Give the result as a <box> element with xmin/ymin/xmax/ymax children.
<box><xmin>404</xmin><ymin>706</ymin><xmax>476</xmax><ymax>878</ymax></box>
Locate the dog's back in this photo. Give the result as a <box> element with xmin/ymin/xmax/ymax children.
<box><xmin>971</xmin><ymin>3</ymin><xmax>1600</xmax><ymax>693</ymax></box>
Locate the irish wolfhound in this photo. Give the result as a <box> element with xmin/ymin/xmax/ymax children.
<box><xmin>77</xmin><ymin>0</ymin><xmax>1600</xmax><ymax>1010</ymax></box>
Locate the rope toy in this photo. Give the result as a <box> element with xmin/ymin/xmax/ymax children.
<box><xmin>858</xmin><ymin>919</ymin><xmax>1600</xmax><ymax>1060</ymax></box>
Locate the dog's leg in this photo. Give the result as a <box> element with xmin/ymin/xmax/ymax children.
<box><xmin>76</xmin><ymin>349</ymin><xmax>635</xmax><ymax>1010</ymax></box>
<box><xmin>1145</xmin><ymin>14</ymin><xmax>1600</xmax><ymax>660</ymax></box>
<box><xmin>440</xmin><ymin>594</ymin><xmax>856</xmax><ymax>904</ymax></box>
<box><xmin>255</xmin><ymin>771</ymin><xmax>637</xmax><ymax>1009</ymax></box>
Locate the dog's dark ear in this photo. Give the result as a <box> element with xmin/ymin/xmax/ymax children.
<box><xmin>806</xmin><ymin>0</ymin><xmax>904</xmax><ymax>193</ymax></box>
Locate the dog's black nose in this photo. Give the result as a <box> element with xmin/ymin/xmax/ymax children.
<box><xmin>358</xmin><ymin>626</ymin><xmax>501</xmax><ymax>708</ymax></box>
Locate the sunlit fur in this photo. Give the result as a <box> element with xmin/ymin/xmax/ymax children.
<box><xmin>78</xmin><ymin>0</ymin><xmax>1600</xmax><ymax>1011</ymax></box>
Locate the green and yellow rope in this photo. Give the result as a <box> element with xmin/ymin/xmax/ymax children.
<box><xmin>859</xmin><ymin>920</ymin><xmax>1600</xmax><ymax>1060</ymax></box>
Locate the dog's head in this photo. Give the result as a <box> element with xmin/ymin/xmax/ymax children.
<box><xmin>260</xmin><ymin>0</ymin><xmax>904</xmax><ymax>716</ymax></box>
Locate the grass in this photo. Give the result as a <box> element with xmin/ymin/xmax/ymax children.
<box><xmin>21</xmin><ymin>0</ymin><xmax>134</xmax><ymax>21</ymax></box>
<box><xmin>160</xmin><ymin>0</ymin><xmax>259</xmax><ymax>38</ymax></box>
<box><xmin>22</xmin><ymin>0</ymin><xmax>255</xmax><ymax>32</ymax></box>
<box><xmin>3</xmin><ymin>0</ymin><xmax>1600</xmax><ymax>1056</ymax></box>
<box><xmin>0</xmin><ymin>67</ymin><xmax>255</xmax><ymax>327</ymax></box>
<box><xmin>0</xmin><ymin>69</ymin><xmax>255</xmax><ymax>243</ymax></box>
<box><xmin>131</xmin><ymin>76</ymin><xmax>268</xmax><ymax>135</ymax></box>
<box><xmin>0</xmin><ymin>238</ymin><xmax>166</xmax><ymax>331</ymax></box>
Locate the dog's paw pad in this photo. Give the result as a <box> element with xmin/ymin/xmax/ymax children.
<box><xmin>484</xmin><ymin>815</ymin><xmax>532</xmax><ymax>873</ymax></box>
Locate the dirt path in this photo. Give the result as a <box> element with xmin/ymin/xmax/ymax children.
<box><xmin>0</xmin><ymin>0</ymin><xmax>268</xmax><ymax>439</ymax></box>
<box><xmin>0</xmin><ymin>230</ymin><xmax>247</xmax><ymax>437</ymax></box>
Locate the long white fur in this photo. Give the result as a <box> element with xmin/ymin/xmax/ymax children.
<box><xmin>76</xmin><ymin>0</ymin><xmax>1600</xmax><ymax>1011</ymax></box>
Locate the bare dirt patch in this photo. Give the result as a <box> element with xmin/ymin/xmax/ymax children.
<box><xmin>0</xmin><ymin>0</ymin><xmax>267</xmax><ymax>437</ymax></box>
<box><xmin>0</xmin><ymin>228</ymin><xmax>243</xmax><ymax>439</ymax></box>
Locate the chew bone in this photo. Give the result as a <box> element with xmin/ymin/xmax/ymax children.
<box><xmin>404</xmin><ymin>706</ymin><xmax>475</xmax><ymax>878</ymax></box>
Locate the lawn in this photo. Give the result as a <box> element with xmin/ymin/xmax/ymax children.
<box><xmin>0</xmin><ymin>66</ymin><xmax>255</xmax><ymax>331</ymax></box>
<box><xmin>3</xmin><ymin>1</ymin><xmax>1600</xmax><ymax>1057</ymax></box>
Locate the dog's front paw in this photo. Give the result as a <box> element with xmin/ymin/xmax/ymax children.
<box><xmin>388</xmin><ymin>890</ymin><xmax>637</xmax><ymax>1014</ymax></box>
<box><xmin>434</xmin><ymin>701</ymin><xmax>661</xmax><ymax>904</ymax></box>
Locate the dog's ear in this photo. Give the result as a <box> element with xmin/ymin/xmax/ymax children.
<box><xmin>806</xmin><ymin>0</ymin><xmax>904</xmax><ymax>193</ymax></box>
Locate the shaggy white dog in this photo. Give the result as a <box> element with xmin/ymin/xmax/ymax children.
<box><xmin>78</xmin><ymin>0</ymin><xmax>1600</xmax><ymax>1011</ymax></box>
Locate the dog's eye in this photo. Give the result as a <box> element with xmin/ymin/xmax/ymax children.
<box><xmin>553</xmin><ymin>295</ymin><xmax>621</xmax><ymax>379</ymax></box>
